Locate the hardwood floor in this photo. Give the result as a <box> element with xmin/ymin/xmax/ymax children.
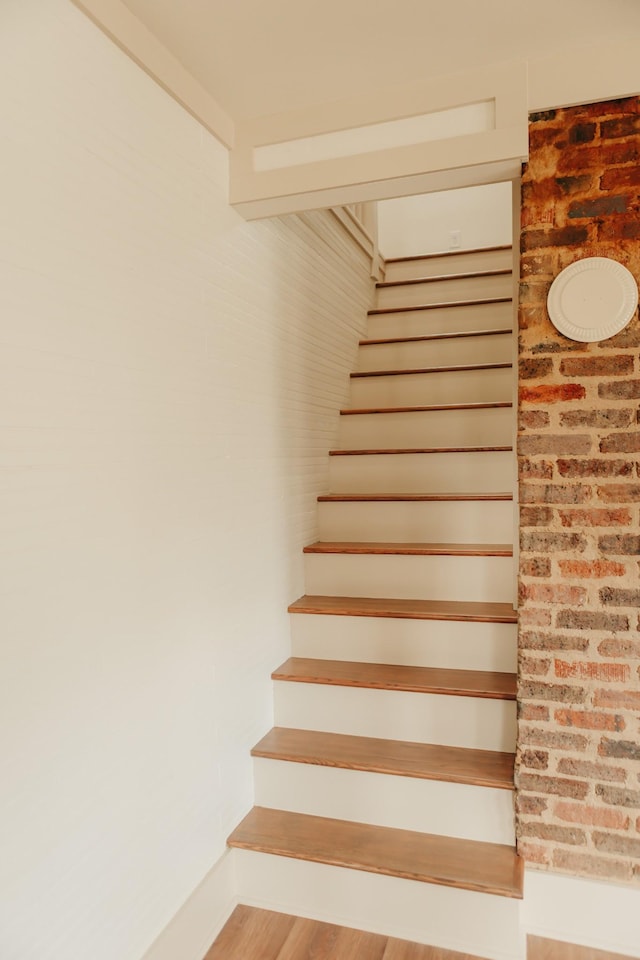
<box><xmin>527</xmin><ymin>936</ymin><xmax>635</xmax><ymax>960</ymax></box>
<box><xmin>204</xmin><ymin>905</ymin><xmax>485</xmax><ymax>960</ymax></box>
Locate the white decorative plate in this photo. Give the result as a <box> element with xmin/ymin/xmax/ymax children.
<box><xmin>547</xmin><ymin>257</ymin><xmax>638</xmax><ymax>342</ymax></box>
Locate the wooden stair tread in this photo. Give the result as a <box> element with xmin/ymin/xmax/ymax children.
<box><xmin>288</xmin><ymin>594</ymin><xmax>517</xmax><ymax>622</ymax></box>
<box><xmin>318</xmin><ymin>493</ymin><xmax>513</xmax><ymax>502</ymax></box>
<box><xmin>252</xmin><ymin>727</ymin><xmax>515</xmax><ymax>790</ymax></box>
<box><xmin>227</xmin><ymin>807</ymin><xmax>523</xmax><ymax>898</ymax></box>
<box><xmin>272</xmin><ymin>657</ymin><xmax>517</xmax><ymax>700</ymax></box>
<box><xmin>329</xmin><ymin>445</ymin><xmax>512</xmax><ymax>456</ymax></box>
<box><xmin>368</xmin><ymin>296</ymin><xmax>511</xmax><ymax>316</ymax></box>
<box><xmin>351</xmin><ymin>361</ymin><xmax>511</xmax><ymax>379</ymax></box>
<box><xmin>304</xmin><ymin>540</ymin><xmax>513</xmax><ymax>557</ymax></box>
<box><xmin>376</xmin><ymin>268</ymin><xmax>512</xmax><ymax>289</ymax></box>
<box><xmin>360</xmin><ymin>327</ymin><xmax>512</xmax><ymax>346</ymax></box>
<box><xmin>340</xmin><ymin>401</ymin><xmax>512</xmax><ymax>416</ymax></box>
<box><xmin>385</xmin><ymin>245</ymin><xmax>512</xmax><ymax>264</ymax></box>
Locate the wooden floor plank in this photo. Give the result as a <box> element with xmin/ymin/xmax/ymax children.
<box><xmin>227</xmin><ymin>808</ymin><xmax>523</xmax><ymax>899</ymax></box>
<box><xmin>303</xmin><ymin>540</ymin><xmax>513</xmax><ymax>557</ymax></box>
<box><xmin>287</xmin><ymin>594</ymin><xmax>518</xmax><ymax>623</ymax></box>
<box><xmin>252</xmin><ymin>727</ymin><xmax>515</xmax><ymax>789</ymax></box>
<box><xmin>527</xmin><ymin>936</ymin><xmax>636</xmax><ymax>960</ymax></box>
<box><xmin>203</xmin><ymin>903</ymin><xmax>295</xmax><ymax>959</ymax></box>
<box><xmin>275</xmin><ymin>916</ymin><xmax>344</xmax><ymax>959</ymax></box>
<box><xmin>383</xmin><ymin>940</ymin><xmax>483</xmax><ymax>960</ymax></box>
<box><xmin>272</xmin><ymin>658</ymin><xmax>517</xmax><ymax>700</ymax></box>
<box><xmin>385</xmin><ymin>245</ymin><xmax>511</xmax><ymax>264</ymax></box>
<box><xmin>376</xmin><ymin>268</ymin><xmax>512</xmax><ymax>289</ymax></box>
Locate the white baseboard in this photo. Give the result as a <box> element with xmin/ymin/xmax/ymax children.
<box><xmin>522</xmin><ymin>867</ymin><xmax>640</xmax><ymax>958</ymax></box>
<box><xmin>141</xmin><ymin>850</ymin><xmax>236</xmax><ymax>960</ymax></box>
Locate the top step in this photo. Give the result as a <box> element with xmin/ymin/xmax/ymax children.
<box><xmin>384</xmin><ymin>246</ymin><xmax>513</xmax><ymax>282</ymax></box>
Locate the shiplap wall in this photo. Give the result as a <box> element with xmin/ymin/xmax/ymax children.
<box><xmin>0</xmin><ymin>3</ymin><xmax>373</xmax><ymax>958</ymax></box>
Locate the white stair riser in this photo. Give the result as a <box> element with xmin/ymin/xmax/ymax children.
<box><xmin>367</xmin><ymin>300</ymin><xmax>513</xmax><ymax>340</ymax></box>
<box><xmin>304</xmin><ymin>553</ymin><xmax>514</xmax><ymax>603</ymax></box>
<box><xmin>356</xmin><ymin>333</ymin><xmax>512</xmax><ymax>371</ymax></box>
<box><xmin>318</xmin><ymin>499</ymin><xmax>514</xmax><ymax>544</ymax></box>
<box><xmin>274</xmin><ymin>682</ymin><xmax>517</xmax><ymax>752</ymax></box>
<box><xmin>337</xmin><ymin>407</ymin><xmax>512</xmax><ymax>450</ymax></box>
<box><xmin>290</xmin><ymin>614</ymin><xmax>518</xmax><ymax>672</ymax></box>
<box><xmin>253</xmin><ymin>759</ymin><xmax>515</xmax><ymax>844</ymax></box>
<box><xmin>329</xmin><ymin>450</ymin><xmax>512</xmax><ymax>494</ymax></box>
<box><xmin>349</xmin><ymin>366</ymin><xmax>513</xmax><ymax>408</ymax></box>
<box><xmin>376</xmin><ymin>274</ymin><xmax>512</xmax><ymax>309</ymax></box>
<box><xmin>234</xmin><ymin>851</ymin><xmax>525</xmax><ymax>960</ymax></box>
<box><xmin>384</xmin><ymin>249</ymin><xmax>513</xmax><ymax>282</ymax></box>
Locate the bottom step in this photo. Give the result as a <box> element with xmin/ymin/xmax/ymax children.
<box><xmin>233</xmin><ymin>848</ymin><xmax>524</xmax><ymax>960</ymax></box>
<box><xmin>228</xmin><ymin>807</ymin><xmax>523</xmax><ymax>899</ymax></box>
<box><xmin>205</xmin><ymin>903</ymin><xmax>489</xmax><ymax>959</ymax></box>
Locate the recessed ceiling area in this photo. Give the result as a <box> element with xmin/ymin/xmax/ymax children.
<box><xmin>119</xmin><ymin>0</ymin><xmax>640</xmax><ymax>119</ymax></box>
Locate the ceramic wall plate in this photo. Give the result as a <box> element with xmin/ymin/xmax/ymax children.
<box><xmin>547</xmin><ymin>257</ymin><xmax>638</xmax><ymax>342</ymax></box>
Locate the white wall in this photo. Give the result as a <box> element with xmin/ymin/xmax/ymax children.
<box><xmin>0</xmin><ymin>3</ymin><xmax>373</xmax><ymax>959</ymax></box>
<box><xmin>378</xmin><ymin>182</ymin><xmax>513</xmax><ymax>258</ymax></box>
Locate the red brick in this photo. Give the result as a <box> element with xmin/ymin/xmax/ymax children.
<box><xmin>559</xmin><ymin>559</ymin><xmax>626</xmax><ymax>578</ymax></box>
<box><xmin>599</xmin><ymin>533</ymin><xmax>640</xmax><ymax>555</ymax></box>
<box><xmin>557</xmin><ymin>459</ymin><xmax>633</xmax><ymax>478</ymax></box>
<box><xmin>519</xmin><ymin>655</ymin><xmax>551</xmax><ymax>677</ymax></box>
<box><xmin>554</xmin><ymin>660</ymin><xmax>630</xmax><ymax>683</ymax></box>
<box><xmin>593</xmin><ymin>689</ymin><xmax>640</xmax><ymax>710</ymax></box>
<box><xmin>596</xmin><ymin>784</ymin><xmax>640</xmax><ymax>808</ymax></box>
<box><xmin>517</xmin><ymin>795</ymin><xmax>548</xmax><ymax>815</ymax></box>
<box><xmin>597</xmin><ymin>484</ymin><xmax>640</xmax><ymax>503</ymax></box>
<box><xmin>521</xmin><ymin>557</ymin><xmax>552</xmax><ymax>577</ymax></box>
<box><xmin>520</xmin><ymin>631</ymin><xmax>589</xmax><ymax>653</ymax></box>
<box><xmin>568</xmin><ymin>196</ymin><xmax>628</xmax><ymax>219</ymax></box>
<box><xmin>519</xmin><ymin>506</ymin><xmax>553</xmax><ymax>527</ymax></box>
<box><xmin>598</xmin><ymin>738</ymin><xmax>640</xmax><ymax>761</ymax></box>
<box><xmin>522</xmin><ymin>225</ymin><xmax>590</xmax><ymax>251</ymax></box>
<box><xmin>521</xmin><ymin>681</ymin><xmax>585</xmax><ymax>703</ymax></box>
<box><xmin>520</xmin><ymin>749</ymin><xmax>549</xmax><ymax>770</ymax></box>
<box><xmin>600</xmin><ymin>433</ymin><xmax>640</xmax><ymax>454</ymax></box>
<box><xmin>518</xmin><ymin>703</ymin><xmax>550</xmax><ymax>721</ymax></box>
<box><xmin>519</xmin><ymin>383</ymin><xmax>586</xmax><ymax>404</ymax></box>
<box><xmin>518</xmin><ymin>607</ymin><xmax>553</xmax><ymax>627</ymax></box>
<box><xmin>601</xmin><ymin>166</ymin><xmax>640</xmax><ymax>190</ymax></box>
<box><xmin>600</xmin><ymin>587</ymin><xmax>640</xmax><ymax>607</ymax></box>
<box><xmin>598</xmin><ymin>379</ymin><xmax>640</xmax><ymax>400</ymax></box>
<box><xmin>559</xmin><ymin>507</ymin><xmax>632</xmax><ymax>527</ymax></box>
<box><xmin>555</xmin><ymin>610</ymin><xmax>629</xmax><ymax>632</ymax></box>
<box><xmin>518</xmin><ymin>773</ymin><xmax>589</xmax><ymax>799</ymax></box>
<box><xmin>601</xmin><ymin>115</ymin><xmax>640</xmax><ymax>138</ymax></box>
<box><xmin>518</xmin><ymin>434</ymin><xmax>592</xmax><ymax>456</ymax></box>
<box><xmin>598</xmin><ymin>639</ymin><xmax>640</xmax><ymax>658</ymax></box>
<box><xmin>518</xmin><ymin>840</ymin><xmax>550</xmax><ymax>865</ymax></box>
<box><xmin>560</xmin><ymin>409</ymin><xmax>634</xmax><ymax>429</ymax></box>
<box><xmin>521</xmin><ymin>531</ymin><xmax>586</xmax><ymax>553</ymax></box>
<box><xmin>519</xmin><ymin>460</ymin><xmax>554</xmax><ymax>480</ymax></box>
<box><xmin>520</xmin><ymin>483</ymin><xmax>592</xmax><ymax>505</ymax></box>
<box><xmin>569</xmin><ymin>121</ymin><xmax>597</xmax><ymax>143</ymax></box>
<box><xmin>519</xmin><ymin>821</ymin><xmax>585</xmax><ymax>844</ymax></box>
<box><xmin>593</xmin><ymin>831</ymin><xmax>640</xmax><ymax>857</ymax></box>
<box><xmin>599</xmin><ymin>219</ymin><xmax>640</xmax><ymax>242</ymax></box>
<box><xmin>555</xmin><ymin>709</ymin><xmax>625</xmax><ymax>732</ymax></box>
<box><xmin>520</xmin><ymin>357</ymin><xmax>553</xmax><ymax>378</ymax></box>
<box><xmin>552</xmin><ymin>848</ymin><xmax>632</xmax><ymax>881</ymax></box>
<box><xmin>521</xmin><ymin>583</ymin><xmax>587</xmax><ymax>605</ymax></box>
<box><xmin>554</xmin><ymin>801</ymin><xmax>630</xmax><ymax>829</ymax></box>
<box><xmin>557</xmin><ymin>758</ymin><xmax>627</xmax><ymax>783</ymax></box>
<box><xmin>519</xmin><ymin>726</ymin><xmax>588</xmax><ymax>752</ymax></box>
<box><xmin>519</xmin><ymin>410</ymin><xmax>550</xmax><ymax>430</ymax></box>
<box><xmin>560</xmin><ymin>355</ymin><xmax>634</xmax><ymax>377</ymax></box>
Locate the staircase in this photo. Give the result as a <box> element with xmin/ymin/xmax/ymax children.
<box><xmin>228</xmin><ymin>245</ymin><xmax>523</xmax><ymax>960</ymax></box>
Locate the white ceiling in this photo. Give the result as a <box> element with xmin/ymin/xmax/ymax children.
<box><xmin>119</xmin><ymin>0</ymin><xmax>640</xmax><ymax>120</ymax></box>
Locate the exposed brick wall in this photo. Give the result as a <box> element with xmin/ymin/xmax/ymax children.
<box><xmin>516</xmin><ymin>97</ymin><xmax>640</xmax><ymax>884</ymax></box>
